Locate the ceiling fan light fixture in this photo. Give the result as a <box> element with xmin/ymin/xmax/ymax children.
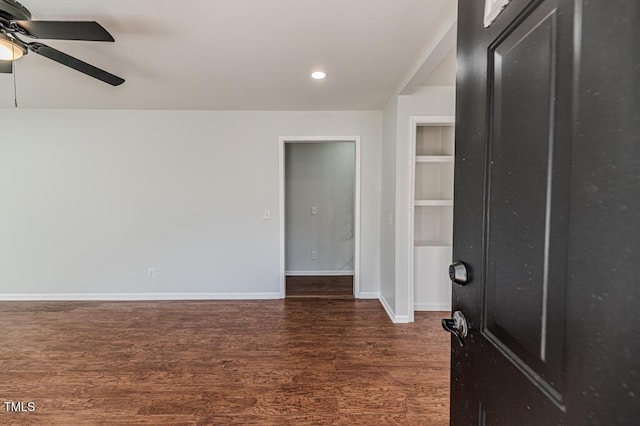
<box><xmin>0</xmin><ymin>34</ymin><xmax>26</xmax><ymax>61</ymax></box>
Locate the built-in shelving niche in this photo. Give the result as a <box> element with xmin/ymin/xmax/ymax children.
<box><xmin>411</xmin><ymin>118</ymin><xmax>455</xmax><ymax>312</ymax></box>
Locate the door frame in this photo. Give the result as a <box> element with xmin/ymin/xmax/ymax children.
<box><xmin>407</xmin><ymin>116</ymin><xmax>455</xmax><ymax>322</ymax></box>
<box><xmin>278</xmin><ymin>136</ymin><xmax>361</xmax><ymax>298</ymax></box>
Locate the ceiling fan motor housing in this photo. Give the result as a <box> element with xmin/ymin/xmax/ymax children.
<box><xmin>0</xmin><ymin>0</ymin><xmax>31</xmax><ymax>21</ymax></box>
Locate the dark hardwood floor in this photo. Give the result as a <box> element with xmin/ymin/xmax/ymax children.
<box><xmin>0</xmin><ymin>300</ymin><xmax>450</xmax><ymax>425</ymax></box>
<box><xmin>286</xmin><ymin>275</ymin><xmax>354</xmax><ymax>298</ymax></box>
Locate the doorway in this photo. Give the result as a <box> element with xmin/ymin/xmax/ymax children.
<box><xmin>278</xmin><ymin>136</ymin><xmax>361</xmax><ymax>299</ymax></box>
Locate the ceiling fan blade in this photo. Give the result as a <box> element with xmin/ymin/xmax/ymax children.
<box><xmin>0</xmin><ymin>59</ymin><xmax>12</xmax><ymax>73</ymax></box>
<box><xmin>15</xmin><ymin>21</ymin><xmax>114</xmax><ymax>42</ymax></box>
<box><xmin>29</xmin><ymin>43</ymin><xmax>124</xmax><ymax>86</ymax></box>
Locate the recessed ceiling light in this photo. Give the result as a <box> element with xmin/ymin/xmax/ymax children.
<box><xmin>311</xmin><ymin>71</ymin><xmax>326</xmax><ymax>80</ymax></box>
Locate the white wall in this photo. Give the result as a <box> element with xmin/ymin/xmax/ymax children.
<box><xmin>0</xmin><ymin>109</ymin><xmax>381</xmax><ymax>299</ymax></box>
<box><xmin>285</xmin><ymin>142</ymin><xmax>355</xmax><ymax>273</ymax></box>
<box><xmin>379</xmin><ymin>86</ymin><xmax>456</xmax><ymax>321</ymax></box>
<box><xmin>395</xmin><ymin>86</ymin><xmax>456</xmax><ymax>319</ymax></box>
<box><xmin>421</xmin><ymin>48</ymin><xmax>457</xmax><ymax>86</ymax></box>
<box><xmin>380</xmin><ymin>96</ymin><xmax>398</xmax><ymax>313</ymax></box>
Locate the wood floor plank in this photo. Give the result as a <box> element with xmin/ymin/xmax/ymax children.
<box><xmin>0</xmin><ymin>300</ymin><xmax>449</xmax><ymax>424</ymax></box>
<box><xmin>286</xmin><ymin>275</ymin><xmax>354</xmax><ymax>298</ymax></box>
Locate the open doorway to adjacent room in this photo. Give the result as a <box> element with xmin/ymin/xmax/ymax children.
<box><xmin>279</xmin><ymin>136</ymin><xmax>361</xmax><ymax>299</ymax></box>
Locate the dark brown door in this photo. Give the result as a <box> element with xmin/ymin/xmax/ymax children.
<box><xmin>449</xmin><ymin>0</ymin><xmax>639</xmax><ymax>424</ymax></box>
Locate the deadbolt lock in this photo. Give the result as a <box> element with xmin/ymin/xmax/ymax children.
<box><xmin>449</xmin><ymin>261</ymin><xmax>470</xmax><ymax>285</ymax></box>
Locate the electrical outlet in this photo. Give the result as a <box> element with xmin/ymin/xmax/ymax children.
<box><xmin>263</xmin><ymin>208</ymin><xmax>271</xmax><ymax>220</ymax></box>
<box><xmin>311</xmin><ymin>251</ymin><xmax>318</xmax><ymax>260</ymax></box>
<box><xmin>148</xmin><ymin>267</ymin><xmax>156</xmax><ymax>279</ymax></box>
<box><xmin>311</xmin><ymin>206</ymin><xmax>318</xmax><ymax>215</ymax></box>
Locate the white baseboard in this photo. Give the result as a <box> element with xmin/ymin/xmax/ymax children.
<box><xmin>379</xmin><ymin>294</ymin><xmax>395</xmax><ymax>320</ymax></box>
<box><xmin>393</xmin><ymin>314</ymin><xmax>411</xmax><ymax>323</ymax></box>
<box><xmin>285</xmin><ymin>270</ymin><xmax>355</xmax><ymax>276</ymax></box>
<box><xmin>378</xmin><ymin>294</ymin><xmax>396</xmax><ymax>322</ymax></box>
<box><xmin>0</xmin><ymin>292</ymin><xmax>282</xmax><ymax>302</ymax></box>
<box><xmin>415</xmin><ymin>303</ymin><xmax>451</xmax><ymax>311</ymax></box>
<box><xmin>378</xmin><ymin>294</ymin><xmax>410</xmax><ymax>323</ymax></box>
<box><xmin>357</xmin><ymin>292</ymin><xmax>380</xmax><ymax>299</ymax></box>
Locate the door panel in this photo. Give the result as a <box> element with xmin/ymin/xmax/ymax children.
<box><xmin>484</xmin><ymin>0</ymin><xmax>567</xmax><ymax>400</ymax></box>
<box><xmin>452</xmin><ymin>0</ymin><xmax>640</xmax><ymax>424</ymax></box>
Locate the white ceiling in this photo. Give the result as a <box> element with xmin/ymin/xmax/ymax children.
<box><xmin>0</xmin><ymin>0</ymin><xmax>457</xmax><ymax>110</ymax></box>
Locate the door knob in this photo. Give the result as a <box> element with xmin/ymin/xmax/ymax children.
<box><xmin>442</xmin><ymin>311</ymin><xmax>468</xmax><ymax>347</ymax></box>
<box><xmin>449</xmin><ymin>261</ymin><xmax>470</xmax><ymax>285</ymax></box>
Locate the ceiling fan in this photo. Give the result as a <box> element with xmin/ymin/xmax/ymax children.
<box><xmin>0</xmin><ymin>0</ymin><xmax>124</xmax><ymax>86</ymax></box>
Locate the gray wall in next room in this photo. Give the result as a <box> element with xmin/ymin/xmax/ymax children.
<box><xmin>285</xmin><ymin>142</ymin><xmax>355</xmax><ymax>274</ymax></box>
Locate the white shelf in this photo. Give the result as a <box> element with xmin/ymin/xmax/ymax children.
<box><xmin>411</xmin><ymin>120</ymin><xmax>455</xmax><ymax>313</ymax></box>
<box><xmin>416</xmin><ymin>155</ymin><xmax>454</xmax><ymax>163</ymax></box>
<box><xmin>415</xmin><ymin>125</ymin><xmax>455</xmax><ymax>156</ymax></box>
<box><xmin>414</xmin><ymin>199</ymin><xmax>453</xmax><ymax>207</ymax></box>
